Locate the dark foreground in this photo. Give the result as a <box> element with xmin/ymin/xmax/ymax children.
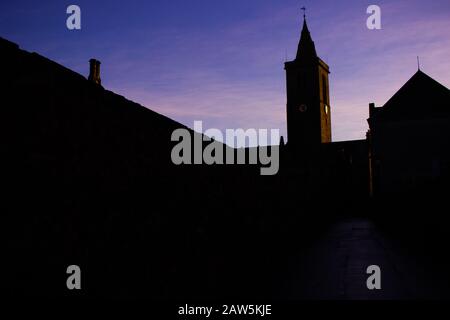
<box><xmin>4</xmin><ymin>182</ymin><xmax>450</xmax><ymax>300</ymax></box>
<box><xmin>2</xmin><ymin>35</ymin><xmax>449</xmax><ymax>300</ymax></box>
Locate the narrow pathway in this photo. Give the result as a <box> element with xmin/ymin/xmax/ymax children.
<box><xmin>280</xmin><ymin>218</ymin><xmax>443</xmax><ymax>299</ymax></box>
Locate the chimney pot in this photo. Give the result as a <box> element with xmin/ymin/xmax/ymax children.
<box><xmin>369</xmin><ymin>102</ymin><xmax>375</xmax><ymax>117</ymax></box>
<box><xmin>88</xmin><ymin>59</ymin><xmax>101</xmax><ymax>85</ymax></box>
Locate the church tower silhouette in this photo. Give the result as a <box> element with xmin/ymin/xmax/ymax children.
<box><xmin>285</xmin><ymin>14</ymin><xmax>331</xmax><ymax>149</ymax></box>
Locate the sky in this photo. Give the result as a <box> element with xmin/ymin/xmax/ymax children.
<box><xmin>1</xmin><ymin>0</ymin><xmax>449</xmax><ymax>143</ymax></box>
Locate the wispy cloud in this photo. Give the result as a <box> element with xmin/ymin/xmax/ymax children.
<box><xmin>105</xmin><ymin>1</ymin><xmax>450</xmax><ymax>143</ymax></box>
<box><xmin>5</xmin><ymin>0</ymin><xmax>447</xmax><ymax>145</ymax></box>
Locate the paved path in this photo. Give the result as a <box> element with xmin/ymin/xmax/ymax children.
<box><xmin>279</xmin><ymin>218</ymin><xmax>445</xmax><ymax>299</ymax></box>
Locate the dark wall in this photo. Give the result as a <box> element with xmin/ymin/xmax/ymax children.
<box><xmin>0</xmin><ymin>37</ymin><xmax>371</xmax><ymax>298</ymax></box>
<box><xmin>370</xmin><ymin>118</ymin><xmax>450</xmax><ymax>196</ymax></box>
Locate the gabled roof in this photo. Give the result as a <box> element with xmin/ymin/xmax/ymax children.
<box><xmin>0</xmin><ymin>36</ymin><xmax>187</xmax><ymax>131</ymax></box>
<box><xmin>372</xmin><ymin>70</ymin><xmax>450</xmax><ymax>121</ymax></box>
<box><xmin>0</xmin><ymin>36</ymin><xmax>194</xmax><ymax>169</ymax></box>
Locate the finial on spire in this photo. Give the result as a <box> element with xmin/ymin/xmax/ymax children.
<box><xmin>296</xmin><ymin>5</ymin><xmax>317</xmax><ymax>60</ymax></box>
<box><xmin>417</xmin><ymin>56</ymin><xmax>421</xmax><ymax>71</ymax></box>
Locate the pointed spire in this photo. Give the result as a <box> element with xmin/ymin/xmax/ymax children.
<box><xmin>296</xmin><ymin>13</ymin><xmax>317</xmax><ymax>60</ymax></box>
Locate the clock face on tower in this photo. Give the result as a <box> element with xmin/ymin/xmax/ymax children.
<box><xmin>298</xmin><ymin>104</ymin><xmax>308</xmax><ymax>112</ymax></box>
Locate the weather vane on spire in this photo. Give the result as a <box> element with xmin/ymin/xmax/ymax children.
<box><xmin>301</xmin><ymin>6</ymin><xmax>306</xmax><ymax>19</ymax></box>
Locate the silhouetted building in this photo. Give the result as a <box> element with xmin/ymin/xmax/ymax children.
<box><xmin>283</xmin><ymin>16</ymin><xmax>369</xmax><ymax>198</ymax></box>
<box><xmin>367</xmin><ymin>70</ymin><xmax>450</xmax><ymax>195</ymax></box>
<box><xmin>285</xmin><ymin>18</ymin><xmax>331</xmax><ymax>149</ymax></box>
<box><xmin>1</xmin><ymin>12</ymin><xmax>449</xmax><ymax>298</ymax></box>
<box><xmin>283</xmin><ymin>16</ymin><xmax>449</xmax><ymax>198</ymax></box>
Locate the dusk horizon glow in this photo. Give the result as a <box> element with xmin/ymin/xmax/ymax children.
<box><xmin>1</xmin><ymin>0</ymin><xmax>449</xmax><ymax>144</ymax></box>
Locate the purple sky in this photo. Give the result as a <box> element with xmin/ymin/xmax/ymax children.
<box><xmin>1</xmin><ymin>0</ymin><xmax>449</xmax><ymax>143</ymax></box>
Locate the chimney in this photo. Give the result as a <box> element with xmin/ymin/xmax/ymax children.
<box><xmin>369</xmin><ymin>102</ymin><xmax>376</xmax><ymax>117</ymax></box>
<box><xmin>88</xmin><ymin>59</ymin><xmax>101</xmax><ymax>85</ymax></box>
